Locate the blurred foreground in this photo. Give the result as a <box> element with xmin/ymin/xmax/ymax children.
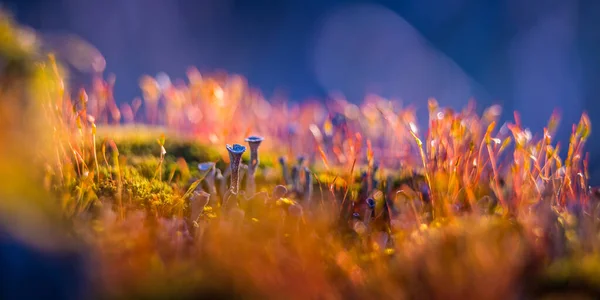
<box><xmin>1</xmin><ymin>11</ymin><xmax>600</xmax><ymax>300</ymax></box>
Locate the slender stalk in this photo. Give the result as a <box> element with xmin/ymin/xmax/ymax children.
<box><xmin>364</xmin><ymin>198</ymin><xmax>375</xmax><ymax>230</ymax></box>
<box><xmin>92</xmin><ymin>123</ymin><xmax>100</xmax><ymax>184</ymax></box>
<box><xmin>303</xmin><ymin>167</ymin><xmax>313</xmax><ymax>204</ymax></box>
<box><xmin>245</xmin><ymin>136</ymin><xmax>264</xmax><ymax>195</ymax></box>
<box><xmin>226</xmin><ymin>144</ymin><xmax>246</xmax><ymax>195</ymax></box>
<box><xmin>279</xmin><ymin>157</ymin><xmax>292</xmax><ymax>185</ymax></box>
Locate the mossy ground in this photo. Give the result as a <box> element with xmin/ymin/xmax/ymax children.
<box><xmin>2</xmin><ymin>11</ymin><xmax>600</xmax><ymax>300</ymax></box>
<box><xmin>57</xmin><ymin>127</ymin><xmax>596</xmax><ymax>300</ymax></box>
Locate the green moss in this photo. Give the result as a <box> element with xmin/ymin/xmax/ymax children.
<box><xmin>532</xmin><ymin>255</ymin><xmax>600</xmax><ymax>298</ymax></box>
<box><xmin>96</xmin><ymin>125</ymin><xmax>220</xmax><ymax>165</ymax></box>
<box><xmin>94</xmin><ymin>165</ymin><xmax>184</xmax><ymax>216</ymax></box>
<box><xmin>128</xmin><ymin>155</ymin><xmax>161</xmax><ymax>180</ymax></box>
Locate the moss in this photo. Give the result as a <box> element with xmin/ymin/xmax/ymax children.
<box><xmin>6</xmin><ymin>9</ymin><xmax>599</xmax><ymax>299</ymax></box>
<box><xmin>533</xmin><ymin>256</ymin><xmax>600</xmax><ymax>298</ymax></box>
<box><xmin>97</xmin><ymin>126</ymin><xmax>220</xmax><ymax>165</ymax></box>
<box><xmin>128</xmin><ymin>155</ymin><xmax>161</xmax><ymax>180</ymax></box>
<box><xmin>94</xmin><ymin>166</ymin><xmax>183</xmax><ymax>217</ymax></box>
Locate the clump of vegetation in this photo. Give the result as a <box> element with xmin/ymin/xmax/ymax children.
<box><xmin>3</xmin><ymin>10</ymin><xmax>600</xmax><ymax>300</ymax></box>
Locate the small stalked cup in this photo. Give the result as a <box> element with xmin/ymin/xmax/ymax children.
<box><xmin>226</xmin><ymin>144</ymin><xmax>246</xmax><ymax>195</ymax></box>
<box><xmin>303</xmin><ymin>167</ymin><xmax>313</xmax><ymax>204</ymax></box>
<box><xmin>198</xmin><ymin>162</ymin><xmax>216</xmax><ymax>193</ymax></box>
<box><xmin>364</xmin><ymin>198</ymin><xmax>376</xmax><ymax>228</ymax></box>
<box><xmin>245</xmin><ymin>135</ymin><xmax>264</xmax><ymax>195</ymax></box>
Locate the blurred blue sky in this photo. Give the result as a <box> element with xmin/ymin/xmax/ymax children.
<box><xmin>5</xmin><ymin>0</ymin><xmax>600</xmax><ymax>181</ymax></box>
